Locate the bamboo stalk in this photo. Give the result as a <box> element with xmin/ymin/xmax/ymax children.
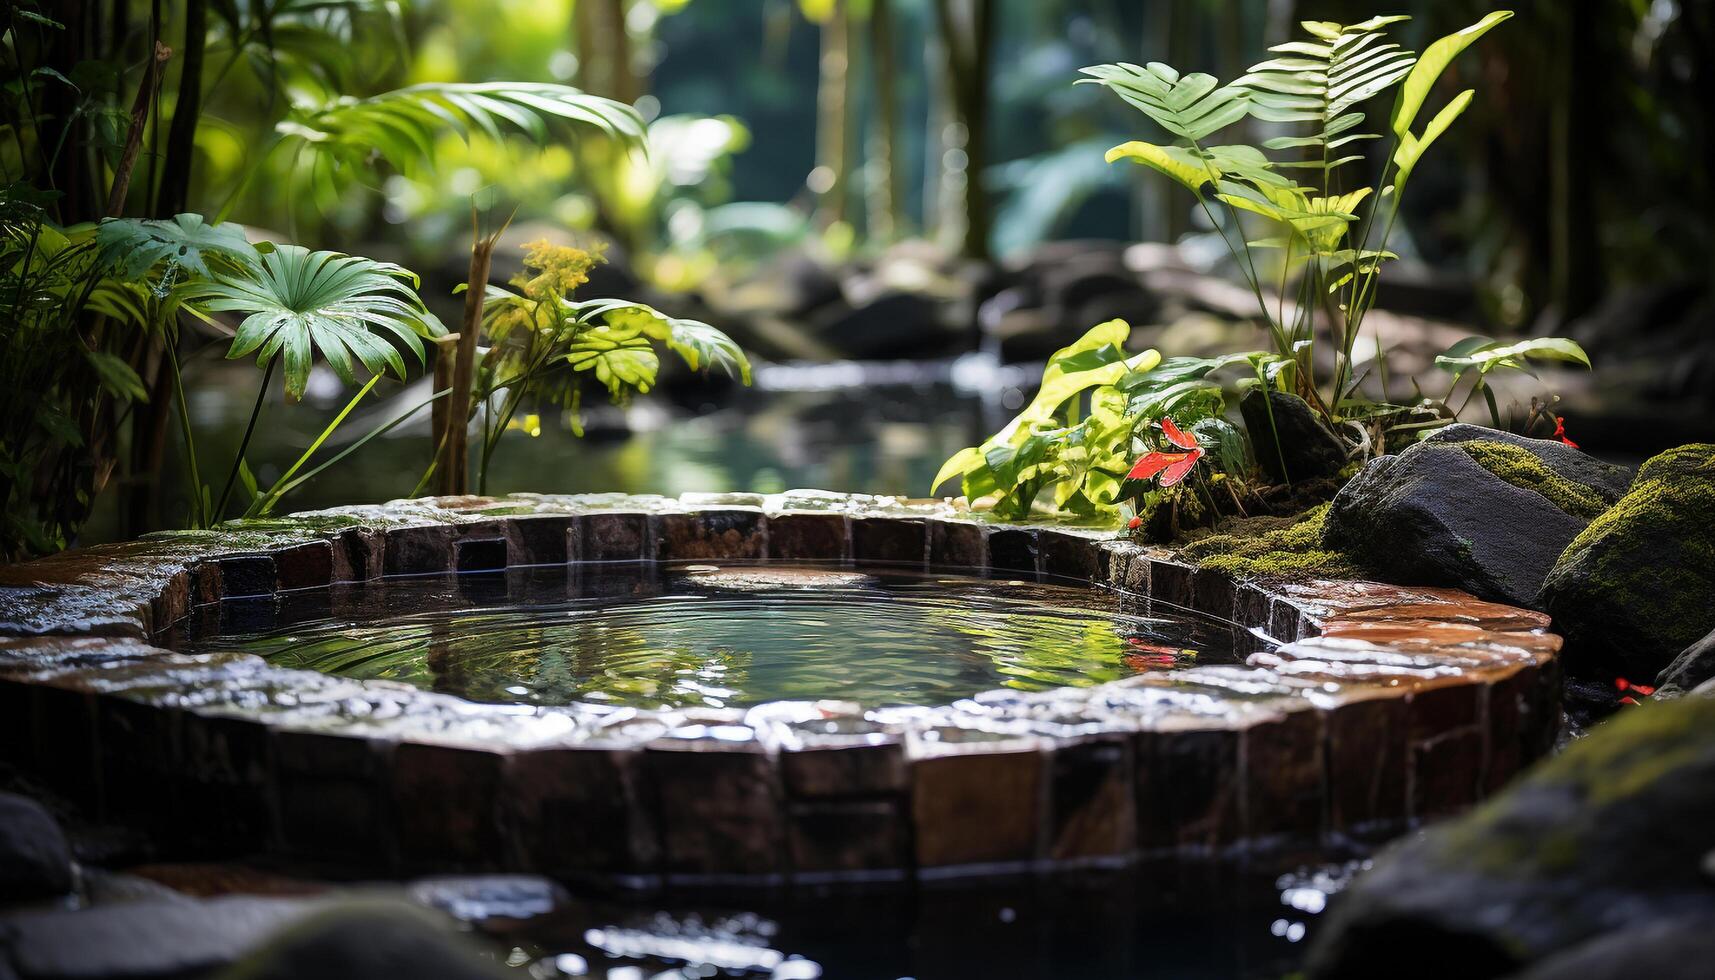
<box><xmin>105</xmin><ymin>42</ymin><xmax>171</xmax><ymax>216</ymax></box>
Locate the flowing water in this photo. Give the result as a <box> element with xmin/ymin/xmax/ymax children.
<box><xmin>176</xmin><ymin>564</ymin><xmax>1255</xmax><ymax>709</ymax></box>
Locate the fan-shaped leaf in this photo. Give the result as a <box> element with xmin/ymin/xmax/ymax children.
<box><xmin>187</xmin><ymin>245</ymin><xmax>437</xmax><ymax>399</ymax></box>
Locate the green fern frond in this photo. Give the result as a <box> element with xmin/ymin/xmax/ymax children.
<box><xmin>1236</xmin><ymin>17</ymin><xmax>1417</xmax><ymax>174</ymax></box>
<box><xmin>1077</xmin><ymin>62</ymin><xmax>1249</xmax><ymax>142</ymax></box>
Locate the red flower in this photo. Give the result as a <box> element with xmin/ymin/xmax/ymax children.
<box><xmin>1128</xmin><ymin>417</ymin><xmax>1204</xmax><ymax>488</ymax></box>
<box><xmin>1127</xmin><ymin>515</ymin><xmax>1143</xmax><ymax>530</ymax></box>
<box><xmin>1552</xmin><ymin>415</ymin><xmax>1578</xmax><ymax>448</ymax></box>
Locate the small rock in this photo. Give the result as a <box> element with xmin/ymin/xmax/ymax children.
<box><xmin>1306</xmin><ymin>694</ymin><xmax>1715</xmax><ymax>979</ymax></box>
<box><xmin>807</xmin><ymin>291</ymin><xmax>958</xmax><ymax>360</ymax></box>
<box><xmin>212</xmin><ymin>899</ymin><xmax>510</xmax><ymax>980</ymax></box>
<box><xmin>0</xmin><ymin>792</ymin><xmax>74</xmax><ymax>905</ymax></box>
<box><xmin>1322</xmin><ymin>440</ymin><xmax>1593</xmax><ymax>607</ymax></box>
<box><xmin>1241</xmin><ymin>389</ymin><xmax>1349</xmax><ymax>484</ymax></box>
<box><xmin>1658</xmin><ymin>628</ymin><xmax>1715</xmax><ymax>695</ymax></box>
<box><xmin>1540</xmin><ymin>443</ymin><xmax>1715</xmax><ymax>679</ymax></box>
<box><xmin>1422</xmin><ymin>423</ymin><xmax>1633</xmax><ymax>504</ymax></box>
<box><xmin>1506</xmin><ymin>915</ymin><xmax>1715</xmax><ymax>980</ymax></box>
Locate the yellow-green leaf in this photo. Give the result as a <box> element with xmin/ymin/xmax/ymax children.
<box><xmin>1394</xmin><ymin>89</ymin><xmax>1474</xmax><ymax>186</ymax></box>
<box><xmin>1104</xmin><ymin>141</ymin><xmax>1214</xmax><ymax>192</ymax></box>
<box><xmin>1390</xmin><ymin>10</ymin><xmax>1512</xmax><ymax>140</ymax></box>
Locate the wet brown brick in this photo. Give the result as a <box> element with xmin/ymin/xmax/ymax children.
<box><xmin>653</xmin><ymin>511</ymin><xmax>766</xmax><ymax>562</ymax></box>
<box><xmin>1048</xmin><ymin>735</ymin><xmax>1135</xmax><ymax>860</ymax></box>
<box><xmin>572</xmin><ymin>512</ymin><xmax>651</xmax><ymax>562</ymax></box>
<box><xmin>645</xmin><ymin>744</ymin><xmax>785</xmax><ymax>877</ymax></box>
<box><xmin>390</xmin><ymin>741</ymin><xmax>506</xmax><ymax>869</ymax></box>
<box><xmin>768</xmin><ymin>513</ymin><xmax>850</xmax><ymax>561</ymax></box>
<box><xmin>505</xmin><ymin>747</ymin><xmax>658</xmax><ymax>877</ymax></box>
<box><xmin>911</xmin><ymin>749</ymin><xmax>1043</xmax><ymax>867</ymax></box>
<box><xmin>851</xmin><ymin>518</ymin><xmax>927</xmax><ymax>566</ymax></box>
<box><xmin>929</xmin><ymin>520</ymin><xmax>987</xmax><ymax>571</ymax></box>
<box><xmin>788</xmin><ymin>800</ymin><xmax>911</xmax><ymax>875</ymax></box>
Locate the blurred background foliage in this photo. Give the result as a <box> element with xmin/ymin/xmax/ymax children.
<box><xmin>11</xmin><ymin>0</ymin><xmax>1713</xmax><ymax>544</ymax></box>
<box><xmin>175</xmin><ymin>0</ymin><xmax>1713</xmax><ymax>332</ymax></box>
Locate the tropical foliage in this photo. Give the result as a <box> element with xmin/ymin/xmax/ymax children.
<box><xmin>1080</xmin><ymin>10</ymin><xmax>1586</xmax><ymax>435</ymax></box>
<box><xmin>931</xmin><ymin>319</ymin><xmax>1264</xmax><ymax>523</ymax></box>
<box><xmin>936</xmin><ymin>9</ymin><xmax>1597</xmax><ymax>534</ymax></box>
<box><xmin>461</xmin><ymin>239</ymin><xmax>751</xmax><ymax>492</ymax></box>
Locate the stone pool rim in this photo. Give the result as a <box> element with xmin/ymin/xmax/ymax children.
<box><xmin>0</xmin><ymin>491</ymin><xmax>1561</xmax><ymax>888</ymax></box>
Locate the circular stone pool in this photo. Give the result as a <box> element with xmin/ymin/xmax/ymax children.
<box><xmin>0</xmin><ymin>493</ymin><xmax>1564</xmax><ymax>886</ymax></box>
<box><xmin>173</xmin><ymin>564</ymin><xmax>1254</xmax><ymax>709</ymax></box>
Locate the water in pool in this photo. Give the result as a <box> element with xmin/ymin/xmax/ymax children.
<box><xmin>176</xmin><ymin>563</ymin><xmax>1255</xmax><ymax>709</ymax></box>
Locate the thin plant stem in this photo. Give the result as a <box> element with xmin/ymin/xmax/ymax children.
<box><xmin>213</xmin><ymin>357</ymin><xmax>276</xmax><ymax>520</ymax></box>
<box><xmin>272</xmin><ymin>389</ymin><xmax>450</xmax><ymax>501</ymax></box>
<box><xmin>165</xmin><ymin>346</ymin><xmax>205</xmax><ymax>527</ymax></box>
<box><xmin>246</xmin><ymin>374</ymin><xmax>379</xmax><ymax>518</ymax></box>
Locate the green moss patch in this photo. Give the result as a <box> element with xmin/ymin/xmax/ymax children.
<box><xmin>1541</xmin><ymin>443</ymin><xmax>1715</xmax><ymax>676</ymax></box>
<box><xmin>1455</xmin><ymin>440</ymin><xmax>1609</xmax><ymax>520</ymax></box>
<box><xmin>1177</xmin><ymin>502</ymin><xmax>1358</xmax><ymax>579</ymax></box>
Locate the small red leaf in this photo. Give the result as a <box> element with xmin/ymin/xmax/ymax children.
<box><xmin>1161</xmin><ymin>415</ymin><xmax>1200</xmax><ymax>451</ymax></box>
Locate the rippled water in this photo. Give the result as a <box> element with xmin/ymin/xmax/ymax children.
<box><xmin>176</xmin><ymin>564</ymin><xmax>1252</xmax><ymax>709</ymax></box>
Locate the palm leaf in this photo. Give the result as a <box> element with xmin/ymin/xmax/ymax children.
<box><xmin>186</xmin><ymin>245</ymin><xmax>440</xmax><ymax>399</ymax></box>
<box><xmin>278</xmin><ymin>82</ymin><xmax>646</xmax><ymax>177</ymax></box>
<box><xmin>1077</xmin><ymin>62</ymin><xmax>1250</xmax><ymax>142</ymax></box>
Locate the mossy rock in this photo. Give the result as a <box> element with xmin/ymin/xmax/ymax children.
<box><xmin>1423</xmin><ymin>422</ymin><xmax>1633</xmax><ymax>504</ymax></box>
<box><xmin>1323</xmin><ymin>439</ymin><xmax>1604</xmax><ymax>607</ymax></box>
<box><xmin>1540</xmin><ymin>443</ymin><xmax>1715</xmax><ymax>679</ymax></box>
<box><xmin>1309</xmin><ymin>693</ymin><xmax>1715</xmax><ymax>979</ymax></box>
<box><xmin>1177</xmin><ymin>503</ymin><xmax>1358</xmax><ymax>580</ymax></box>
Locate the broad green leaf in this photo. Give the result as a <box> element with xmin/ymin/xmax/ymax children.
<box><xmin>592</xmin><ymin>302</ymin><xmax>753</xmax><ymax>384</ymax></box>
<box><xmin>1390</xmin><ymin>11</ymin><xmax>1513</xmax><ymax>140</ymax></box>
<box><xmin>1435</xmin><ymin>335</ymin><xmax>1591</xmax><ymax>379</ymax></box>
<box><xmin>931</xmin><ymin>446</ymin><xmax>984</xmax><ymax>496</ymax></box>
<box><xmin>96</xmin><ymin>214</ymin><xmax>258</xmax><ymax>281</ymax></box>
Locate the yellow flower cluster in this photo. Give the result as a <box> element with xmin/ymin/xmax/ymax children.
<box><xmin>514</xmin><ymin>238</ymin><xmax>606</xmax><ymax>301</ymax></box>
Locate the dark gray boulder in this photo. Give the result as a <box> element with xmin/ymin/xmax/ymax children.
<box><xmin>1658</xmin><ymin>628</ymin><xmax>1715</xmax><ymax>695</ymax></box>
<box><xmin>1422</xmin><ymin>423</ymin><xmax>1633</xmax><ymax>504</ymax></box>
<box><xmin>0</xmin><ymin>896</ymin><xmax>499</xmax><ymax>980</ymax></box>
<box><xmin>1242</xmin><ymin>389</ymin><xmax>1349</xmax><ymax>484</ymax></box>
<box><xmin>0</xmin><ymin>896</ymin><xmax>320</xmax><ymax>978</ymax></box>
<box><xmin>1322</xmin><ymin>441</ymin><xmax>1593</xmax><ymax>607</ymax></box>
<box><xmin>1508</xmin><ymin>915</ymin><xmax>1715</xmax><ymax>980</ymax></box>
<box><xmin>0</xmin><ymin>793</ymin><xmax>73</xmax><ymax>905</ymax></box>
<box><xmin>1540</xmin><ymin>444</ymin><xmax>1715</xmax><ymax>680</ymax></box>
<box><xmin>1307</xmin><ymin>694</ymin><xmax>1715</xmax><ymax>980</ymax></box>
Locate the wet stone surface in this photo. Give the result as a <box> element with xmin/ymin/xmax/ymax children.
<box><xmin>0</xmin><ymin>491</ymin><xmax>1563</xmax><ymax>883</ymax></box>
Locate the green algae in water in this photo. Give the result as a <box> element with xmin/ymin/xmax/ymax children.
<box><xmin>175</xmin><ymin>565</ymin><xmax>1252</xmax><ymax>708</ymax></box>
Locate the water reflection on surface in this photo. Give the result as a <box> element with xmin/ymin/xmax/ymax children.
<box><xmin>492</xmin><ymin>858</ymin><xmax>1366</xmax><ymax>979</ymax></box>
<box><xmin>177</xmin><ymin>565</ymin><xmax>1251</xmax><ymax>709</ymax></box>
